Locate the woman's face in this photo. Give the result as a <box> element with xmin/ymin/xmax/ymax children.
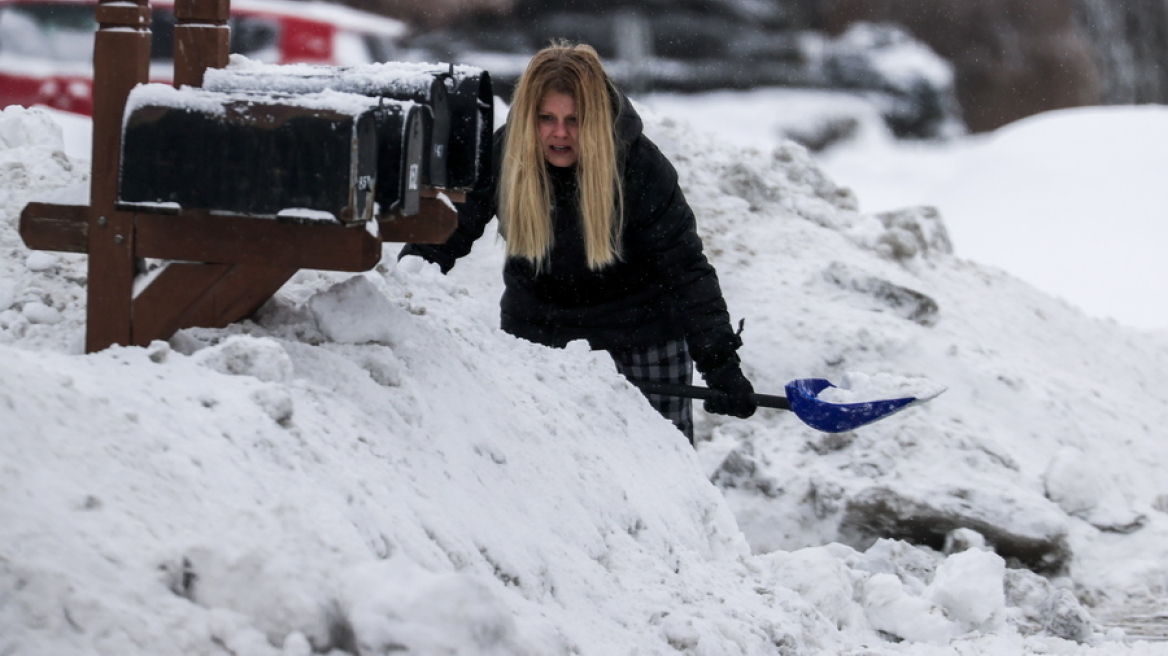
<box><xmin>538</xmin><ymin>91</ymin><xmax>579</xmax><ymax>167</ymax></box>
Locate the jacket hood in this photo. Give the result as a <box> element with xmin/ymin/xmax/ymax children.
<box><xmin>612</xmin><ymin>87</ymin><xmax>644</xmax><ymax>148</ymax></box>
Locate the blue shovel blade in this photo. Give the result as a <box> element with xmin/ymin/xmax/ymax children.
<box><xmin>785</xmin><ymin>378</ymin><xmax>918</xmax><ymax>433</ymax></box>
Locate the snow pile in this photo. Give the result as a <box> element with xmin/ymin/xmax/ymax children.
<box><xmin>3</xmin><ymin>102</ymin><xmax>1168</xmax><ymax>655</ymax></box>
<box><xmin>647</xmin><ymin>102</ymin><xmax>1168</xmax><ymax>599</ymax></box>
<box><xmin>818</xmin><ymin>104</ymin><xmax>1168</xmax><ymax>331</ymax></box>
<box><xmin>815</xmin><ymin>372</ymin><xmax>947</xmax><ymax>404</ymax></box>
<box><xmin>830</xmin><ymin>22</ymin><xmax>956</xmax><ymax>91</ymax></box>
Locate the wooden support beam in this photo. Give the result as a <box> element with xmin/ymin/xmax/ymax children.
<box><xmin>87</xmin><ymin>0</ymin><xmax>151</xmax><ymax>352</ymax></box>
<box><xmin>131</xmin><ymin>262</ymin><xmax>296</xmax><ymax>345</ymax></box>
<box><xmin>378</xmin><ymin>196</ymin><xmax>458</xmax><ymax>244</ymax></box>
<box><xmin>422</xmin><ymin>188</ymin><xmax>466</xmax><ymax>204</ymax></box>
<box><xmin>20</xmin><ymin>203</ymin><xmax>88</xmax><ymax>253</ymax></box>
<box><xmin>21</xmin><ymin>198</ymin><xmax>455</xmax><ymax>265</ymax></box>
<box><xmin>173</xmin><ymin>0</ymin><xmax>229</xmax><ymax>88</ymax></box>
<box><xmin>134</xmin><ymin>213</ymin><xmax>383</xmax><ymax>271</ymax></box>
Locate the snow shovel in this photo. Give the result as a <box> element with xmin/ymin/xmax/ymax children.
<box><xmin>632</xmin><ymin>378</ymin><xmax>942</xmax><ymax>433</ymax></box>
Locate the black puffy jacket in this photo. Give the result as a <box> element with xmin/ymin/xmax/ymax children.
<box><xmin>400</xmin><ymin>94</ymin><xmax>742</xmax><ymax>374</ymax></box>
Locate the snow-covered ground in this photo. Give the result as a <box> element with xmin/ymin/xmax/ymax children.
<box><xmin>642</xmin><ymin>88</ymin><xmax>1168</xmax><ymax>333</ymax></box>
<box><xmin>820</xmin><ymin>104</ymin><xmax>1168</xmax><ymax>334</ymax></box>
<box><xmin>3</xmin><ymin>83</ymin><xmax>1168</xmax><ymax>656</ymax></box>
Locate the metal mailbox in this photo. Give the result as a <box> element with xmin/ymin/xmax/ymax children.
<box><xmin>203</xmin><ymin>61</ymin><xmax>493</xmax><ymax>194</ymax></box>
<box><xmin>444</xmin><ymin>68</ymin><xmax>493</xmax><ymax>192</ymax></box>
<box><xmin>117</xmin><ymin>85</ymin><xmax>428</xmax><ymax>222</ymax></box>
<box><xmin>375</xmin><ymin>100</ymin><xmax>427</xmax><ymax>217</ymax></box>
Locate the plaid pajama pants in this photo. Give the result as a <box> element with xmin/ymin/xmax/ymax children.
<box><xmin>609</xmin><ymin>337</ymin><xmax>694</xmax><ymax>442</ymax></box>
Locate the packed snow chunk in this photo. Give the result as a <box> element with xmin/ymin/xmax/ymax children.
<box><xmin>340</xmin><ymin>558</ymin><xmax>535</xmax><ymax>655</ymax></box>
<box><xmin>943</xmin><ymin>527</ymin><xmax>989</xmax><ymax>554</ymax></box>
<box><xmin>0</xmin><ymin>282</ymin><xmax>14</xmax><ymax>312</ymax></box>
<box><xmin>1040</xmin><ymin>588</ymin><xmax>1095</xmax><ymax>642</ymax></box>
<box><xmin>758</xmin><ymin>547</ymin><xmax>869</xmax><ymax>632</ymax></box>
<box><xmin>847</xmin><ymin>205</ymin><xmax>954</xmax><ymax>264</ymax></box>
<box><xmin>250</xmin><ymin>384</ymin><xmax>295</xmax><ymax>425</ymax></box>
<box><xmin>0</xmin><ymin>105</ymin><xmax>65</xmax><ymax>149</ymax></box>
<box><xmin>181</xmin><ymin>546</ymin><xmax>338</xmax><ymax>652</ymax></box>
<box><xmin>817</xmin><ymin>371</ymin><xmax>947</xmax><ymax>404</ymax></box>
<box><xmin>192</xmin><ymin>335</ymin><xmax>294</xmax><ymax>383</ymax></box>
<box><xmin>21</xmin><ymin>301</ymin><xmax>62</xmax><ymax>325</ymax></box>
<box><xmin>308</xmin><ymin>275</ymin><xmax>412</xmax><ymax>346</ymax></box>
<box><xmin>925</xmin><ymin>548</ymin><xmax>1007</xmax><ymax>633</ymax></box>
<box><xmin>356</xmin><ymin>346</ymin><xmax>403</xmax><ymax>387</ymax></box>
<box><xmin>855</xmin><ymin>538</ymin><xmax>938</xmax><ymax>595</ymax></box>
<box><xmin>658</xmin><ymin>614</ymin><xmax>702</xmax><ymax>651</ymax></box>
<box><xmin>24</xmin><ymin>251</ymin><xmax>57</xmax><ymax>273</ymax></box>
<box><xmin>861</xmin><ymin>572</ymin><xmax>959</xmax><ymax>644</ymax></box>
<box><xmin>1043</xmin><ymin>447</ymin><xmax>1105</xmax><ymax>517</ymax></box>
<box><xmin>1043</xmin><ymin>447</ymin><xmax>1146</xmax><ymax>533</ymax></box>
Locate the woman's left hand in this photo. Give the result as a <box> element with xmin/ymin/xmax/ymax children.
<box><xmin>703</xmin><ymin>364</ymin><xmax>757</xmax><ymax>418</ymax></box>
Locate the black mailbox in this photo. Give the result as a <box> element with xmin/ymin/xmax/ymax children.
<box><xmin>203</xmin><ymin>61</ymin><xmax>493</xmax><ymax>195</ymax></box>
<box><xmin>445</xmin><ymin>67</ymin><xmax>493</xmax><ymax>192</ymax></box>
<box><xmin>118</xmin><ymin>86</ymin><xmax>428</xmax><ymax>221</ymax></box>
<box><xmin>375</xmin><ymin>99</ymin><xmax>427</xmax><ymax>217</ymax></box>
<box><xmin>120</xmin><ymin>87</ymin><xmax>368</xmax><ymax>223</ymax></box>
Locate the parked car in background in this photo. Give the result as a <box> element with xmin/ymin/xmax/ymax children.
<box><xmin>410</xmin><ymin>1</ymin><xmax>963</xmax><ymax>139</ymax></box>
<box><xmin>0</xmin><ymin>0</ymin><xmax>408</xmax><ymax>115</ymax></box>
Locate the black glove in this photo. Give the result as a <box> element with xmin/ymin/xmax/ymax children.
<box><xmin>703</xmin><ymin>362</ymin><xmax>757</xmax><ymax>418</ymax></box>
<box><xmin>398</xmin><ymin>244</ymin><xmax>453</xmax><ymax>274</ymax></box>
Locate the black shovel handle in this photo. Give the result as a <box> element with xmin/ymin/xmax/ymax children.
<box><xmin>633</xmin><ymin>381</ymin><xmax>791</xmax><ymax>411</ymax></box>
<box><xmin>636</xmin><ymin>377</ymin><xmax>936</xmax><ymax>433</ymax></box>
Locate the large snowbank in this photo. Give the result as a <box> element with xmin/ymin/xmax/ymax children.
<box><xmin>2</xmin><ymin>100</ymin><xmax>1168</xmax><ymax>655</ymax></box>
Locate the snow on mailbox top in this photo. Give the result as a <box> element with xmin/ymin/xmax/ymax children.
<box><xmin>124</xmin><ymin>81</ymin><xmax>400</xmax><ymax>122</ymax></box>
<box><xmin>203</xmin><ymin>55</ymin><xmax>487</xmax><ymax>98</ymax></box>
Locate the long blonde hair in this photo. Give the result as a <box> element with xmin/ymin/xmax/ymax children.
<box><xmin>499</xmin><ymin>42</ymin><xmax>624</xmax><ymax>271</ymax></box>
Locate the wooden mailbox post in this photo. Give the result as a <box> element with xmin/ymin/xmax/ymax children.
<box><xmin>19</xmin><ymin>0</ymin><xmax>464</xmax><ymax>353</ymax></box>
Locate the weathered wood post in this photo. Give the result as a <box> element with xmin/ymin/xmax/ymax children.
<box><xmin>86</xmin><ymin>0</ymin><xmax>152</xmax><ymax>352</ymax></box>
<box><xmin>173</xmin><ymin>0</ymin><xmax>230</xmax><ymax>88</ymax></box>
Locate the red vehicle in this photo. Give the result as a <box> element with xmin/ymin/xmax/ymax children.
<box><xmin>0</xmin><ymin>0</ymin><xmax>408</xmax><ymax>115</ymax></box>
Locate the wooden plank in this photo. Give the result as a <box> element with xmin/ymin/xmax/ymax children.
<box><xmin>421</xmin><ymin>188</ymin><xmax>466</xmax><ymax>204</ymax></box>
<box><xmin>200</xmin><ymin>264</ymin><xmax>298</xmax><ymax>326</ymax></box>
<box><xmin>173</xmin><ymin>23</ymin><xmax>228</xmax><ymax>88</ymax></box>
<box><xmin>86</xmin><ymin>2</ymin><xmax>150</xmax><ymax>353</ymax></box>
<box><xmin>378</xmin><ymin>196</ymin><xmax>458</xmax><ymax>244</ymax></box>
<box><xmin>134</xmin><ymin>212</ymin><xmax>382</xmax><ymax>271</ymax></box>
<box><xmin>87</xmin><ymin>208</ymin><xmax>137</xmax><ymax>352</ymax></box>
<box><xmin>132</xmin><ymin>262</ymin><xmax>230</xmax><ymax>344</ymax></box>
<box><xmin>19</xmin><ymin>203</ymin><xmax>89</xmax><ymax>253</ymax></box>
<box><xmin>127</xmin><ymin>0</ymin><xmax>230</xmax><ymax>346</ymax></box>
<box><xmin>131</xmin><ymin>262</ymin><xmax>296</xmax><ymax>345</ymax></box>
<box><xmin>172</xmin><ymin>0</ymin><xmax>229</xmax><ymax>88</ymax></box>
<box><xmin>173</xmin><ymin>0</ymin><xmax>230</xmax><ymax>20</ymax></box>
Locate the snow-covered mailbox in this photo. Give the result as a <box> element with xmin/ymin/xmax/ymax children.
<box><xmin>17</xmin><ymin>0</ymin><xmax>494</xmax><ymax>353</ymax></box>
<box><xmin>118</xmin><ymin>61</ymin><xmax>493</xmax><ymax>223</ymax></box>
<box><xmin>118</xmin><ymin>87</ymin><xmax>399</xmax><ymax>222</ymax></box>
<box><xmin>199</xmin><ymin>62</ymin><xmax>494</xmax><ymax>195</ymax></box>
